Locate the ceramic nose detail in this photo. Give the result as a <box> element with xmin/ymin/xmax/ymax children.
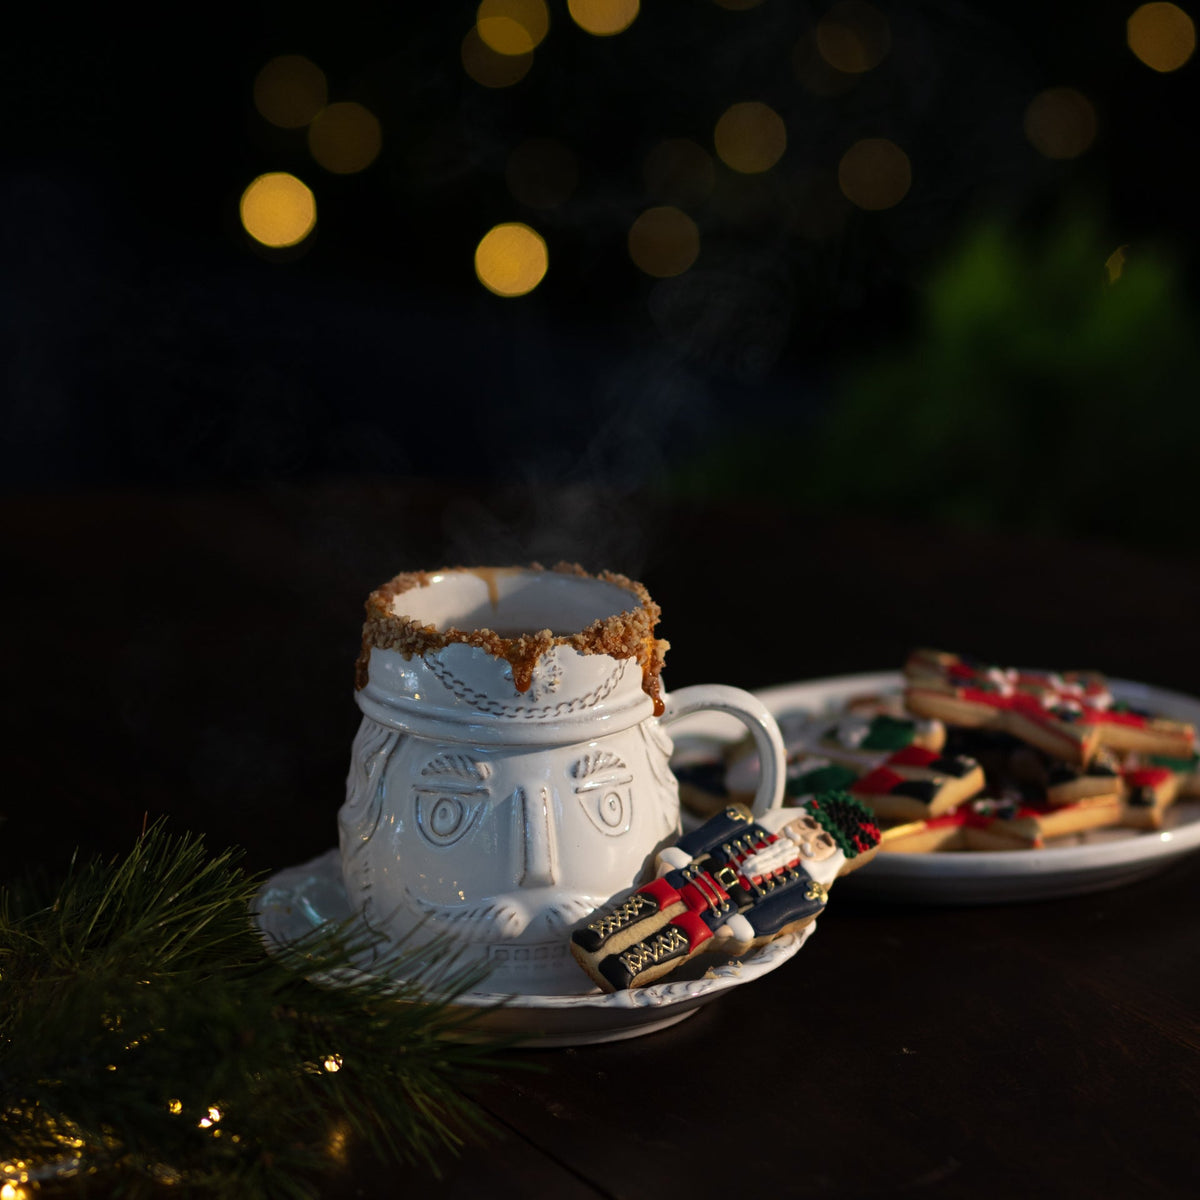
<box><xmin>517</xmin><ymin>785</ymin><xmax>559</xmax><ymax>887</ymax></box>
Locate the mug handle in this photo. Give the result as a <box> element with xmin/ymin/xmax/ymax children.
<box><xmin>658</xmin><ymin>683</ymin><xmax>786</xmax><ymax>818</ymax></box>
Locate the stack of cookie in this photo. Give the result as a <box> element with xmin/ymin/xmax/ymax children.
<box><xmin>676</xmin><ymin>648</ymin><xmax>1198</xmax><ymax>853</ymax></box>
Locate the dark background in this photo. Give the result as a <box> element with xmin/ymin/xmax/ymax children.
<box><xmin>4</xmin><ymin>1</ymin><xmax>1199</xmax><ymax>544</ymax></box>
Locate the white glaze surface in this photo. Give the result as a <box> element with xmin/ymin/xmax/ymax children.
<box><xmin>342</xmin><ymin>567</ymin><xmax>787</xmax><ymax>994</ymax></box>
<box><xmin>254</xmin><ymin>850</ymin><xmax>811</xmax><ymax>1047</ymax></box>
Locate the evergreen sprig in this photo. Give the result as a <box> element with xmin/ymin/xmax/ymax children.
<box><xmin>0</xmin><ymin>823</ymin><xmax>525</xmax><ymax>1198</ymax></box>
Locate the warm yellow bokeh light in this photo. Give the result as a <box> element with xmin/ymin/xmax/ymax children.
<box><xmin>307</xmin><ymin>101</ymin><xmax>382</xmax><ymax>174</ymax></box>
<box><xmin>506</xmin><ymin>138</ymin><xmax>580</xmax><ymax>208</ymax></box>
<box><xmin>475</xmin><ymin>223</ymin><xmax>549</xmax><ymax>296</ymax></box>
<box><xmin>1024</xmin><ymin>87</ymin><xmax>1097</xmax><ymax>159</ymax></box>
<box><xmin>644</xmin><ymin>138</ymin><xmax>715</xmax><ymax>206</ymax></box>
<box><xmin>628</xmin><ymin>206</ymin><xmax>700</xmax><ymax>278</ymax></box>
<box><xmin>462</xmin><ymin>27</ymin><xmax>535</xmax><ymax>87</ymax></box>
<box><xmin>253</xmin><ymin>55</ymin><xmax>327</xmax><ymax>129</ymax></box>
<box><xmin>568</xmin><ymin>0</ymin><xmax>640</xmax><ymax>36</ymax></box>
<box><xmin>837</xmin><ymin>138</ymin><xmax>912</xmax><ymax>210</ymax></box>
<box><xmin>714</xmin><ymin>102</ymin><xmax>787</xmax><ymax>174</ymax></box>
<box><xmin>1127</xmin><ymin>3</ymin><xmax>1196</xmax><ymax>71</ymax></box>
<box><xmin>240</xmin><ymin>172</ymin><xmax>317</xmax><ymax>248</ymax></box>
<box><xmin>816</xmin><ymin>2</ymin><xmax>891</xmax><ymax>73</ymax></box>
<box><xmin>477</xmin><ymin>0</ymin><xmax>551</xmax><ymax>55</ymax></box>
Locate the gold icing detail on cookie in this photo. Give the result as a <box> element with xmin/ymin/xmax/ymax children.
<box><xmin>617</xmin><ymin>925</ymin><xmax>689</xmax><ymax>977</ymax></box>
<box><xmin>586</xmin><ymin>892</ymin><xmax>655</xmax><ymax>940</ymax></box>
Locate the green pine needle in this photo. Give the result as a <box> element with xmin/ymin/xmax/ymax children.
<box><xmin>0</xmin><ymin>822</ymin><xmax>531</xmax><ymax>1198</ymax></box>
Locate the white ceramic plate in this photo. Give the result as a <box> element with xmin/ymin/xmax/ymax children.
<box><xmin>254</xmin><ymin>850</ymin><xmax>811</xmax><ymax>1048</ymax></box>
<box><xmin>669</xmin><ymin>670</ymin><xmax>1200</xmax><ymax>904</ymax></box>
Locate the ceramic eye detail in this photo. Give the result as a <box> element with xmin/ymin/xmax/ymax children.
<box><xmin>413</xmin><ymin>753</ymin><xmax>492</xmax><ymax>848</ymax></box>
<box><xmin>571</xmin><ymin>750</ymin><xmax>633</xmax><ymax>837</ymax></box>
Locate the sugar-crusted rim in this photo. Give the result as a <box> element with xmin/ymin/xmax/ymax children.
<box><xmin>354</xmin><ymin>562</ymin><xmax>669</xmax><ymax>713</ymax></box>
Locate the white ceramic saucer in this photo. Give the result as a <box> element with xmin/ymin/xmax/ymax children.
<box><xmin>671</xmin><ymin>670</ymin><xmax>1200</xmax><ymax>904</ymax></box>
<box><xmin>254</xmin><ymin>851</ymin><xmax>811</xmax><ymax>1048</ymax></box>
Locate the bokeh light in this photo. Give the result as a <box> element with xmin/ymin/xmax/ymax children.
<box><xmin>506</xmin><ymin>138</ymin><xmax>580</xmax><ymax>208</ymax></box>
<box><xmin>644</xmin><ymin>138</ymin><xmax>716</xmax><ymax>207</ymax></box>
<box><xmin>568</xmin><ymin>0</ymin><xmax>640</xmax><ymax>36</ymax></box>
<box><xmin>793</xmin><ymin>35</ymin><xmax>859</xmax><ymax>96</ymax></box>
<box><xmin>1127</xmin><ymin>3</ymin><xmax>1196</xmax><ymax>72</ymax></box>
<box><xmin>714</xmin><ymin>102</ymin><xmax>787</xmax><ymax>174</ymax></box>
<box><xmin>477</xmin><ymin>0</ymin><xmax>550</xmax><ymax>55</ymax></box>
<box><xmin>239</xmin><ymin>173</ymin><xmax>317</xmax><ymax>248</ymax></box>
<box><xmin>628</xmin><ymin>206</ymin><xmax>700</xmax><ymax>277</ymax></box>
<box><xmin>462</xmin><ymin>27</ymin><xmax>534</xmax><ymax>87</ymax></box>
<box><xmin>475</xmin><ymin>222</ymin><xmax>549</xmax><ymax>296</ymax></box>
<box><xmin>816</xmin><ymin>2</ymin><xmax>891</xmax><ymax>73</ymax></box>
<box><xmin>253</xmin><ymin>55</ymin><xmax>327</xmax><ymax>129</ymax></box>
<box><xmin>307</xmin><ymin>102</ymin><xmax>382</xmax><ymax>174</ymax></box>
<box><xmin>837</xmin><ymin>138</ymin><xmax>912</xmax><ymax>210</ymax></box>
<box><xmin>1024</xmin><ymin>88</ymin><xmax>1097</xmax><ymax>160</ymax></box>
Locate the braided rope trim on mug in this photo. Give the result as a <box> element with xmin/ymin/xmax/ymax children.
<box><xmin>425</xmin><ymin>656</ymin><xmax>629</xmax><ymax>719</ymax></box>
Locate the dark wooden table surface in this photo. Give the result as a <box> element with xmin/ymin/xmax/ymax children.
<box><xmin>5</xmin><ymin>482</ymin><xmax>1199</xmax><ymax>1198</ymax></box>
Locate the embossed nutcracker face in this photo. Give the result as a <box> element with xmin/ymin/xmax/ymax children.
<box><xmin>360</xmin><ymin>723</ymin><xmax>679</xmax><ymax>960</ymax></box>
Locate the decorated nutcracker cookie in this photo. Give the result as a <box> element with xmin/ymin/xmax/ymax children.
<box><xmin>729</xmin><ymin>744</ymin><xmax>985</xmax><ymax>824</ymax></box>
<box><xmin>569</xmin><ymin>794</ymin><xmax>882</xmax><ymax>993</ymax></box>
<box><xmin>968</xmin><ymin>792</ymin><xmax>1125</xmax><ymax>849</ymax></box>
<box><xmin>881</xmin><ymin>790</ymin><xmax>1124</xmax><ymax>853</ymax></box>
<box><xmin>903</xmin><ymin>649</ymin><xmax>1195</xmax><ymax>765</ymax></box>
<box><xmin>727</xmin><ymin>703</ymin><xmax>947</xmax><ymax>794</ymax></box>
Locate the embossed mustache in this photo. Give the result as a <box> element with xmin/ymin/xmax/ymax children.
<box><xmin>398</xmin><ymin>887</ymin><xmax>602</xmax><ymax>941</ymax></box>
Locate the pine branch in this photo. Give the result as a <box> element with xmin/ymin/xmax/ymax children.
<box><xmin>0</xmin><ymin>822</ymin><xmax>532</xmax><ymax>1198</ymax></box>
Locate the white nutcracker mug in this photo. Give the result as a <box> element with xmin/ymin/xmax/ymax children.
<box><xmin>338</xmin><ymin>564</ymin><xmax>785</xmax><ymax>995</ymax></box>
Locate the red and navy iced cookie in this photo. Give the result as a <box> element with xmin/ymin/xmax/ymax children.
<box><xmin>904</xmin><ymin>649</ymin><xmax>1195</xmax><ymax>765</ymax></box>
<box><xmin>569</xmin><ymin>793</ymin><xmax>881</xmax><ymax>993</ymax></box>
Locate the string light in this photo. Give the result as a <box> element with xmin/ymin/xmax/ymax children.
<box><xmin>461</xmin><ymin>27</ymin><xmax>534</xmax><ymax>87</ymax></box>
<box><xmin>474</xmin><ymin>222</ymin><xmax>549</xmax><ymax>296</ymax></box>
<box><xmin>476</xmin><ymin>0</ymin><xmax>550</xmax><ymax>55</ymax></box>
<box><xmin>816</xmin><ymin>1</ymin><xmax>891</xmax><ymax>74</ymax></box>
<box><xmin>322</xmin><ymin>1054</ymin><xmax>343</xmax><ymax>1073</ymax></box>
<box><xmin>714</xmin><ymin>102</ymin><xmax>787</xmax><ymax>174</ymax></box>
<box><xmin>568</xmin><ymin>0</ymin><xmax>640</xmax><ymax>36</ymax></box>
<box><xmin>197</xmin><ymin>1106</ymin><xmax>222</xmax><ymax>1129</ymax></box>
<box><xmin>307</xmin><ymin>102</ymin><xmax>382</xmax><ymax>174</ymax></box>
<box><xmin>253</xmin><ymin>56</ymin><xmax>327</xmax><ymax>129</ymax></box>
<box><xmin>1024</xmin><ymin>87</ymin><xmax>1097</xmax><ymax>160</ymax></box>
<box><xmin>837</xmin><ymin>138</ymin><xmax>911</xmax><ymax>210</ymax></box>
<box><xmin>239</xmin><ymin>173</ymin><xmax>317</xmax><ymax>248</ymax></box>
<box><xmin>627</xmin><ymin>206</ymin><xmax>700</xmax><ymax>277</ymax></box>
<box><xmin>1127</xmin><ymin>3</ymin><xmax>1196</xmax><ymax>71</ymax></box>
